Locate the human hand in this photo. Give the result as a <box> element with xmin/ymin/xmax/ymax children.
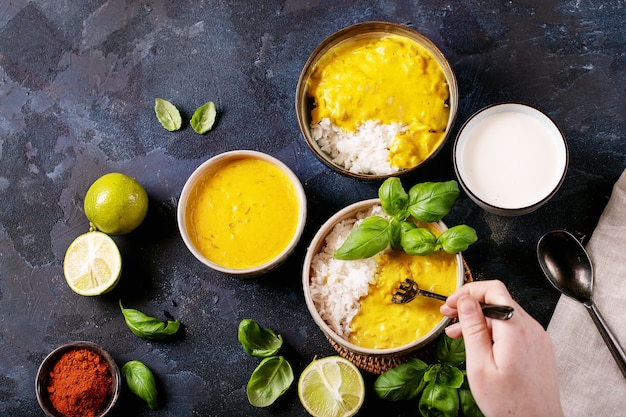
<box><xmin>440</xmin><ymin>280</ymin><xmax>564</xmax><ymax>417</ymax></box>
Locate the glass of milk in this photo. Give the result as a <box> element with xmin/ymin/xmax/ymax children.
<box><xmin>454</xmin><ymin>103</ymin><xmax>568</xmax><ymax>216</ymax></box>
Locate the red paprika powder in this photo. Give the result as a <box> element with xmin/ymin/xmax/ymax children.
<box><xmin>46</xmin><ymin>348</ymin><xmax>112</xmax><ymax>417</ymax></box>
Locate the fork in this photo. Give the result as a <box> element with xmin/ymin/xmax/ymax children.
<box><xmin>391</xmin><ymin>278</ymin><xmax>515</xmax><ymax>320</ymax></box>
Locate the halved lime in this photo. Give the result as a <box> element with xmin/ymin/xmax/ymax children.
<box><xmin>63</xmin><ymin>231</ymin><xmax>122</xmax><ymax>296</ymax></box>
<box><xmin>298</xmin><ymin>356</ymin><xmax>365</xmax><ymax>417</ymax></box>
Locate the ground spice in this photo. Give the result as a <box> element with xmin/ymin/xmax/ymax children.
<box><xmin>46</xmin><ymin>348</ymin><xmax>112</xmax><ymax>417</ymax></box>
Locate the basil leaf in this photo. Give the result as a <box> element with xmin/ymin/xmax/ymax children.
<box><xmin>400</xmin><ymin>219</ymin><xmax>417</xmax><ymax>233</ymax></box>
<box><xmin>418</xmin><ymin>381</ymin><xmax>459</xmax><ymax>417</ymax></box>
<box><xmin>374</xmin><ymin>358</ymin><xmax>428</xmax><ymax>401</ymax></box>
<box><xmin>423</xmin><ymin>363</ymin><xmax>441</xmax><ymax>383</ymax></box>
<box><xmin>460</xmin><ymin>372</ymin><xmax>485</xmax><ymax>417</ymax></box>
<box><xmin>437</xmin><ymin>225</ymin><xmax>478</xmax><ymax>254</ymax></box>
<box><xmin>400</xmin><ymin>226</ymin><xmax>437</xmax><ymax>256</ymax></box>
<box><xmin>154</xmin><ymin>98</ymin><xmax>182</xmax><ymax>131</ymax></box>
<box><xmin>119</xmin><ymin>300</ymin><xmax>180</xmax><ymax>340</ymax></box>
<box><xmin>379</xmin><ymin>177</ymin><xmax>409</xmax><ymax>219</ymax></box>
<box><xmin>437</xmin><ymin>365</ymin><xmax>465</xmax><ymax>389</ymax></box>
<box><xmin>238</xmin><ymin>319</ymin><xmax>283</xmax><ymax>358</ymax></box>
<box><xmin>388</xmin><ymin>218</ymin><xmax>402</xmax><ymax>250</ymax></box>
<box><xmin>424</xmin><ymin>363</ymin><xmax>464</xmax><ymax>390</ymax></box>
<box><xmin>122</xmin><ymin>360</ymin><xmax>158</xmax><ymax>410</ymax></box>
<box><xmin>190</xmin><ymin>101</ymin><xmax>217</xmax><ymax>134</ymax></box>
<box><xmin>247</xmin><ymin>356</ymin><xmax>294</xmax><ymax>407</ymax></box>
<box><xmin>435</xmin><ymin>335</ymin><xmax>466</xmax><ymax>366</ymax></box>
<box><xmin>334</xmin><ymin>216</ymin><xmax>391</xmax><ymax>260</ymax></box>
<box><xmin>408</xmin><ymin>181</ymin><xmax>459</xmax><ymax>222</ymax></box>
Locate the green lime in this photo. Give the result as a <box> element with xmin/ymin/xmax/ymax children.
<box><xmin>84</xmin><ymin>172</ymin><xmax>148</xmax><ymax>235</ymax></box>
<box><xmin>298</xmin><ymin>356</ymin><xmax>365</xmax><ymax>417</ymax></box>
<box><xmin>63</xmin><ymin>231</ymin><xmax>122</xmax><ymax>296</ymax></box>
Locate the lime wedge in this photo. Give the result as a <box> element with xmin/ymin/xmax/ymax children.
<box><xmin>63</xmin><ymin>231</ymin><xmax>122</xmax><ymax>296</ymax></box>
<box><xmin>298</xmin><ymin>356</ymin><xmax>365</xmax><ymax>417</ymax></box>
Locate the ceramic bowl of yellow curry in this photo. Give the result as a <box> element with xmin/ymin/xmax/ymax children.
<box><xmin>302</xmin><ymin>199</ymin><xmax>465</xmax><ymax>358</ymax></box>
<box><xmin>178</xmin><ymin>150</ymin><xmax>307</xmax><ymax>277</ymax></box>
<box><xmin>296</xmin><ymin>21</ymin><xmax>458</xmax><ymax>179</ymax></box>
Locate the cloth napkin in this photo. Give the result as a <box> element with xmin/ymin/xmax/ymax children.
<box><xmin>547</xmin><ymin>168</ymin><xmax>626</xmax><ymax>416</ymax></box>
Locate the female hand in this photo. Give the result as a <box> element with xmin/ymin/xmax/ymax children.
<box><xmin>440</xmin><ymin>280</ymin><xmax>564</xmax><ymax>417</ymax></box>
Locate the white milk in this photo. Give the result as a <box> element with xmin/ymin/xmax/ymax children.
<box><xmin>455</xmin><ymin>104</ymin><xmax>567</xmax><ymax>209</ymax></box>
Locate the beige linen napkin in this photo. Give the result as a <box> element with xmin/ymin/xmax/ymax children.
<box><xmin>547</xmin><ymin>168</ymin><xmax>626</xmax><ymax>416</ymax></box>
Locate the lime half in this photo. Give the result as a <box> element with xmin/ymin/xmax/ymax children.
<box><xmin>63</xmin><ymin>231</ymin><xmax>122</xmax><ymax>296</ymax></box>
<box><xmin>298</xmin><ymin>356</ymin><xmax>365</xmax><ymax>417</ymax></box>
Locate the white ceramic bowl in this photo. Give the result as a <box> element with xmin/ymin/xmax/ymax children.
<box><xmin>36</xmin><ymin>341</ymin><xmax>120</xmax><ymax>417</ymax></box>
<box><xmin>296</xmin><ymin>21</ymin><xmax>458</xmax><ymax>180</ymax></box>
<box><xmin>178</xmin><ymin>150</ymin><xmax>307</xmax><ymax>277</ymax></box>
<box><xmin>302</xmin><ymin>199</ymin><xmax>465</xmax><ymax>357</ymax></box>
<box><xmin>453</xmin><ymin>103</ymin><xmax>568</xmax><ymax>216</ymax></box>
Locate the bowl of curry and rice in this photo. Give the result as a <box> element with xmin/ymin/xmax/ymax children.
<box><xmin>296</xmin><ymin>21</ymin><xmax>458</xmax><ymax>179</ymax></box>
<box><xmin>302</xmin><ymin>198</ymin><xmax>466</xmax><ymax>369</ymax></box>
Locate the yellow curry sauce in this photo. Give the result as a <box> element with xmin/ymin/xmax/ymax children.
<box><xmin>186</xmin><ymin>157</ymin><xmax>300</xmax><ymax>269</ymax></box>
<box><xmin>348</xmin><ymin>222</ymin><xmax>458</xmax><ymax>349</ymax></box>
<box><xmin>306</xmin><ymin>34</ymin><xmax>450</xmax><ymax>169</ymax></box>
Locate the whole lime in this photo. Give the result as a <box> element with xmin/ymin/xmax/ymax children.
<box><xmin>84</xmin><ymin>173</ymin><xmax>149</xmax><ymax>235</ymax></box>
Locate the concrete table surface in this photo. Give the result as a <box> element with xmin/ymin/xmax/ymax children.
<box><xmin>0</xmin><ymin>1</ymin><xmax>624</xmax><ymax>415</ymax></box>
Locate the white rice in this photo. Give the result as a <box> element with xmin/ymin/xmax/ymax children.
<box><xmin>309</xmin><ymin>205</ymin><xmax>387</xmax><ymax>337</ymax></box>
<box><xmin>310</xmin><ymin>118</ymin><xmax>406</xmax><ymax>176</ymax></box>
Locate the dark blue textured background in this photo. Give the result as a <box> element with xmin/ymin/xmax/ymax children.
<box><xmin>0</xmin><ymin>1</ymin><xmax>624</xmax><ymax>415</ymax></box>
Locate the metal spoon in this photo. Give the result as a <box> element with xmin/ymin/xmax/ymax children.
<box><xmin>537</xmin><ymin>230</ymin><xmax>626</xmax><ymax>379</ymax></box>
<box><xmin>391</xmin><ymin>278</ymin><xmax>514</xmax><ymax>320</ymax></box>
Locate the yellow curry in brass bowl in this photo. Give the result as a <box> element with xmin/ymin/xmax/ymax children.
<box><xmin>296</xmin><ymin>21</ymin><xmax>458</xmax><ymax>179</ymax></box>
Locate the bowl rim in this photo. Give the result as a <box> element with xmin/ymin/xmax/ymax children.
<box><xmin>302</xmin><ymin>198</ymin><xmax>464</xmax><ymax>357</ymax></box>
<box><xmin>177</xmin><ymin>149</ymin><xmax>307</xmax><ymax>277</ymax></box>
<box><xmin>35</xmin><ymin>341</ymin><xmax>121</xmax><ymax>417</ymax></box>
<box><xmin>295</xmin><ymin>20</ymin><xmax>459</xmax><ymax>180</ymax></box>
<box><xmin>453</xmin><ymin>102</ymin><xmax>569</xmax><ymax>216</ymax></box>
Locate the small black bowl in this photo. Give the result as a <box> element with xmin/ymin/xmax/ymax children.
<box><xmin>36</xmin><ymin>341</ymin><xmax>121</xmax><ymax>417</ymax></box>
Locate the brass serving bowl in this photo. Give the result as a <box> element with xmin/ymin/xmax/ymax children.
<box><xmin>296</xmin><ymin>21</ymin><xmax>458</xmax><ymax>180</ymax></box>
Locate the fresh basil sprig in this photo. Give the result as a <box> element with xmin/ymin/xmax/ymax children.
<box><xmin>334</xmin><ymin>178</ymin><xmax>477</xmax><ymax>260</ymax></box>
<box><xmin>122</xmin><ymin>360</ymin><xmax>158</xmax><ymax>410</ymax></box>
<box><xmin>246</xmin><ymin>356</ymin><xmax>294</xmax><ymax>407</ymax></box>
<box><xmin>190</xmin><ymin>101</ymin><xmax>217</xmax><ymax>134</ymax></box>
<box><xmin>119</xmin><ymin>300</ymin><xmax>181</xmax><ymax>340</ymax></box>
<box><xmin>238</xmin><ymin>319</ymin><xmax>283</xmax><ymax>358</ymax></box>
<box><xmin>154</xmin><ymin>98</ymin><xmax>182</xmax><ymax>131</ymax></box>
<box><xmin>374</xmin><ymin>335</ymin><xmax>485</xmax><ymax>417</ymax></box>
